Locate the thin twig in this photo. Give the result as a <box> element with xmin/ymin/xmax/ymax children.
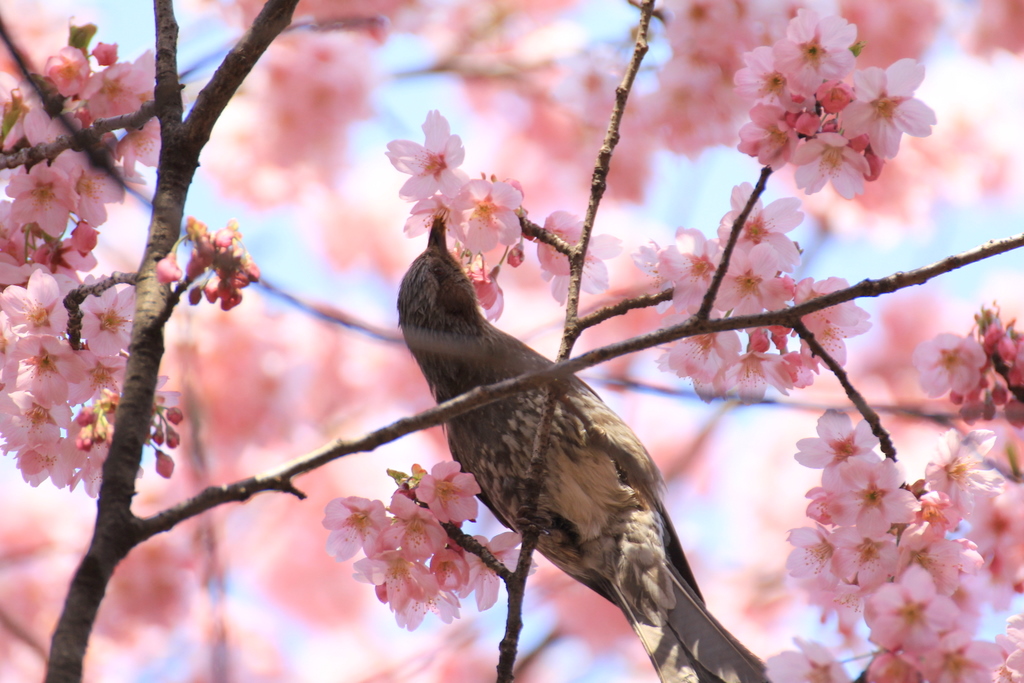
<box><xmin>0</xmin><ymin>102</ymin><xmax>157</xmax><ymax>170</ymax></box>
<box><xmin>696</xmin><ymin>166</ymin><xmax>772</xmax><ymax>320</ymax></box>
<box><xmin>441</xmin><ymin>522</ymin><xmax>514</xmax><ymax>582</ymax></box>
<box><xmin>793</xmin><ymin>320</ymin><xmax>896</xmax><ymax>459</ymax></box>
<box><xmin>560</xmin><ymin>0</ymin><xmax>656</xmax><ymax>359</ymax></box>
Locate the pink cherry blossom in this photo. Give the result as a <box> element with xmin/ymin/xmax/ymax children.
<box><xmin>716</xmin><ymin>243</ymin><xmax>793</xmax><ymax>316</ymax></box>
<box><xmin>719</xmin><ymin>183</ymin><xmax>803</xmax><ymax>272</ymax></box>
<box><xmin>792</xmin><ymin>132</ymin><xmax>870</xmax><ymax>199</ymax></box>
<box><xmin>658</xmin><ymin>330</ymin><xmax>742</xmax><ymax>386</ymax></box>
<box><xmin>80</xmin><ymin>284</ymin><xmax>134</xmax><ymax>357</ymax></box>
<box><xmin>0</xmin><ymin>269</ymin><xmax>70</xmax><ymax>337</ymax></box>
<box><xmin>537</xmin><ymin>210</ymin><xmax>621</xmax><ymax>305</ymax></box>
<box><xmin>897</xmin><ymin>523</ymin><xmax>983</xmax><ymax>595</ymax></box>
<box><xmin>116</xmin><ymin>118</ymin><xmax>161</xmax><ymax>179</ymax></box>
<box><xmin>54</xmin><ymin>152</ymin><xmax>124</xmax><ymax>226</ymax></box>
<box><xmin>461</xmin><ymin>532</ymin><xmax>521</xmax><ymax>611</ymax></box>
<box><xmin>766</xmin><ymin>638</ymin><xmax>851</xmax><ymax>683</ymax></box>
<box><xmin>430</xmin><ymin>547</ymin><xmax>470</xmax><ymax>592</ymax></box>
<box><xmin>865</xmin><ymin>565</ymin><xmax>959</xmax><ymax>652</ymax></box>
<box><xmin>648</xmin><ymin>228</ymin><xmax>722</xmax><ymax>314</ymax></box>
<box><xmin>737</xmin><ymin>103</ymin><xmax>799</xmax><ymax>169</ymax></box>
<box><xmin>912</xmin><ymin>333</ymin><xmax>987</xmax><ymax>397</ymax></box>
<box><xmin>5</xmin><ymin>335</ymin><xmax>87</xmax><ymax>406</ymax></box>
<box><xmin>402</xmin><ymin>195</ymin><xmax>446</xmax><ymax>238</ymax></box>
<box><xmin>352</xmin><ymin>549</ymin><xmax>445</xmax><ymax>630</ymax></box>
<box><xmin>2</xmin><ymin>390</ymin><xmax>73</xmax><ymax>451</ymax></box>
<box><xmin>385</xmin><ymin>110</ymin><xmax>467</xmax><ymax>201</ymax></box>
<box><xmin>826</xmin><ymin>458</ymin><xmax>917</xmax><ymax>536</ymax></box>
<box><xmin>322</xmin><ymin>496</ymin><xmax>389</xmax><ymax>561</ymax></box>
<box><xmin>916</xmin><ymin>491</ymin><xmax>960</xmax><ymax>537</ymax></box>
<box><xmin>79</xmin><ymin>51</ymin><xmax>154</xmax><ymax>119</ymax></box>
<box><xmin>448</xmin><ymin>179</ymin><xmax>522</xmax><ymax>253</ymax></box>
<box><xmin>772</xmin><ymin>10</ymin><xmax>857</xmax><ymax>97</ymax></box>
<box><xmin>925</xmin><ymin>430</ymin><xmax>1004</xmax><ymax>515</ymax></box>
<box><xmin>67</xmin><ymin>352</ymin><xmax>126</xmax><ymax>404</ymax></box>
<box><xmin>734</xmin><ymin>45</ymin><xmax>801</xmax><ymax>111</ymax></box>
<box><xmin>830</xmin><ymin>526</ymin><xmax>898</xmax><ymax>592</ymax></box>
<box><xmin>382</xmin><ymin>492</ymin><xmax>449</xmax><ymax>561</ymax></box>
<box><xmin>795</xmin><ymin>277</ymin><xmax>872</xmax><ymax>367</ymax></box>
<box><xmin>786</xmin><ymin>524</ymin><xmax>837</xmax><ymax>587</ymax></box>
<box><xmin>7</xmin><ymin>163</ymin><xmax>77</xmax><ymax>237</ymax></box>
<box><xmin>795</xmin><ymin>410</ymin><xmax>881</xmax><ymax>486</ymax></box>
<box><xmin>918</xmin><ymin>630</ymin><xmax>1005</xmax><ymax>683</ymax></box>
<box><xmin>415</xmin><ymin>461</ymin><xmax>481</xmax><ymax>524</ymax></box>
<box><xmin>45</xmin><ymin>46</ymin><xmax>90</xmax><ymax>98</ymax></box>
<box><xmin>92</xmin><ymin>42</ymin><xmax>118</xmax><ymax>67</ymax></box>
<box><xmin>843</xmin><ymin>59</ymin><xmax>936</xmax><ymax>159</ymax></box>
<box><xmin>727</xmin><ymin>342</ymin><xmax>795</xmax><ymax>402</ymax></box>
<box><xmin>466</xmin><ymin>261</ymin><xmax>504</xmax><ymax>321</ymax></box>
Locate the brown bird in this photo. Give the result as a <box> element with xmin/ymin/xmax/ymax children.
<box><xmin>397</xmin><ymin>217</ymin><xmax>767</xmax><ymax>683</ymax></box>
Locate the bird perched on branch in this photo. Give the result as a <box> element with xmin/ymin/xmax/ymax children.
<box><xmin>397</xmin><ymin>216</ymin><xmax>767</xmax><ymax>683</ymax></box>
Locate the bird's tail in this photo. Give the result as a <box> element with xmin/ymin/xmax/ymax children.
<box><xmin>616</xmin><ymin>567</ymin><xmax>768</xmax><ymax>683</ymax></box>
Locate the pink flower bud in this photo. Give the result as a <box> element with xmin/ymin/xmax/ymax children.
<box><xmin>816</xmin><ymin>80</ymin><xmax>854</xmax><ymax>114</ymax></box>
<box><xmin>793</xmin><ymin>112</ymin><xmax>820</xmax><ymax>137</ymax></box>
<box><xmin>864</xmin><ymin>149</ymin><xmax>884</xmax><ymax>182</ymax></box>
<box><xmin>156</xmin><ymin>253</ymin><xmax>183</xmax><ymax>283</ymax></box>
<box><xmin>213</xmin><ymin>227</ymin><xmax>235</xmax><ymax>250</ymax></box>
<box><xmin>155</xmin><ymin>450</ymin><xmax>175</xmax><ymax>478</ymax></box>
<box><xmin>92</xmin><ymin>42</ymin><xmax>118</xmax><ymax>66</ymax></box>
<box><xmin>166</xmin><ymin>407</ymin><xmax>184</xmax><ymax>425</ymax></box>
<box><xmin>71</xmin><ymin>221</ymin><xmax>99</xmax><ymax>253</ymax></box>
<box><xmin>187</xmin><ymin>286</ymin><xmax>202</xmax><ymax>306</ymax></box>
<box><xmin>507</xmin><ymin>246</ymin><xmax>524</xmax><ymax>268</ymax></box>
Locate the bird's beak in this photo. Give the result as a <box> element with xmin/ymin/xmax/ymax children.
<box><xmin>428</xmin><ymin>215</ymin><xmax>447</xmax><ymax>253</ymax></box>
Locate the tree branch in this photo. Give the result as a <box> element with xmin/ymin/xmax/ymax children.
<box><xmin>135</xmin><ymin>229</ymin><xmax>1024</xmax><ymax>538</ymax></box>
<box><xmin>45</xmin><ymin>2</ymin><xmax>301</xmax><ymax>681</ymax></box>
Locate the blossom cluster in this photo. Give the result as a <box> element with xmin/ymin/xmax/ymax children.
<box><xmin>770</xmin><ymin>412</ymin><xmax>1011</xmax><ymax>683</ymax></box>
<box><xmin>322</xmin><ymin>462</ymin><xmax>523</xmax><ymax>630</ymax></box>
<box><xmin>386</xmin><ymin>110</ymin><xmax>621</xmax><ymax>319</ymax></box>
<box><xmin>734</xmin><ymin>9</ymin><xmax>936</xmax><ymax>199</ymax></box>
<box><xmin>155</xmin><ymin>217</ymin><xmax>261</xmax><ymax>311</ymax></box>
<box><xmin>913</xmin><ymin>307</ymin><xmax>1024</xmax><ymax>426</ymax></box>
<box><xmin>0</xmin><ymin>27</ymin><xmax>171</xmax><ymax>494</ymax></box>
<box><xmin>633</xmin><ymin>182</ymin><xmax>871</xmax><ymax>403</ymax></box>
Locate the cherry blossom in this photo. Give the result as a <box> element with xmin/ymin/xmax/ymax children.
<box><xmin>44</xmin><ymin>46</ymin><xmax>90</xmax><ymax>97</ymax></box>
<box><xmin>829</xmin><ymin>526</ymin><xmax>898</xmax><ymax>592</ymax></box>
<box><xmin>461</xmin><ymin>532</ymin><xmax>522</xmax><ymax>611</ymax></box>
<box><xmin>865</xmin><ymin>565</ymin><xmax>959</xmax><ymax>652</ymax></box>
<box><xmin>825</xmin><ymin>458</ymin><xmax>917</xmax><ymax>536</ymax></box>
<box><xmin>323</xmin><ymin>496</ymin><xmax>389</xmax><ymax>562</ymax></box>
<box><xmin>466</xmin><ymin>260</ymin><xmax>504</xmax><ymax>321</ymax></box>
<box><xmin>382</xmin><ymin>492</ymin><xmax>449</xmax><ymax>561</ymax></box>
<box><xmin>772</xmin><ymin>10</ymin><xmax>857</xmax><ymax>97</ymax></box>
<box><xmin>415</xmin><ymin>461</ymin><xmax>481</xmax><ymax>524</ymax></box>
<box><xmin>792</xmin><ymin>132</ymin><xmax>870</xmax><ymax>199</ymax></box>
<box><xmin>0</xmin><ymin>269</ymin><xmax>70</xmax><ymax>337</ymax></box>
<box><xmin>843</xmin><ymin>59</ymin><xmax>937</xmax><ymax>159</ymax></box>
<box><xmin>794</xmin><ymin>410</ymin><xmax>881</xmax><ymax>486</ymax></box>
<box><xmin>80</xmin><ymin>284</ymin><xmax>134</xmax><ymax>356</ymax></box>
<box><xmin>79</xmin><ymin>50</ymin><xmax>154</xmax><ymax>119</ymax></box>
<box><xmin>352</xmin><ymin>549</ymin><xmax>446</xmax><ymax>631</ymax></box>
<box><xmin>918</xmin><ymin>629</ymin><xmax>1004</xmax><ymax>683</ymax></box>
<box><xmin>925</xmin><ymin>429</ymin><xmax>1004</xmax><ymax>515</ymax></box>
<box><xmin>634</xmin><ymin>228</ymin><xmax>721</xmax><ymax>314</ymax></box>
<box><xmin>785</xmin><ymin>525</ymin><xmax>837</xmax><ymax>586</ymax></box>
<box><xmin>737</xmin><ymin>103</ymin><xmax>799</xmax><ymax>169</ymax></box>
<box><xmin>766</xmin><ymin>638</ymin><xmax>851</xmax><ymax>683</ymax></box>
<box><xmin>734</xmin><ymin>45</ymin><xmax>801</xmax><ymax>111</ymax></box>
<box><xmin>7</xmin><ymin>162</ymin><xmax>77</xmax><ymax>237</ymax></box>
<box><xmin>795</xmin><ymin>277</ymin><xmax>872</xmax><ymax>367</ymax></box>
<box><xmin>719</xmin><ymin>183</ymin><xmax>803</xmax><ymax>272</ymax></box>
<box><xmin>448</xmin><ymin>179</ymin><xmax>522</xmax><ymax>253</ymax></box>
<box><xmin>537</xmin><ymin>210</ymin><xmax>621</xmax><ymax>305</ymax></box>
<box><xmin>386</xmin><ymin>110</ymin><xmax>467</xmax><ymax>201</ymax></box>
<box><xmin>716</xmin><ymin>243</ymin><xmax>793</xmax><ymax>316</ymax></box>
<box><xmin>912</xmin><ymin>333</ymin><xmax>987</xmax><ymax>397</ymax></box>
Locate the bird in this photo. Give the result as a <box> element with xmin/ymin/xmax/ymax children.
<box><xmin>397</xmin><ymin>216</ymin><xmax>768</xmax><ymax>683</ymax></box>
